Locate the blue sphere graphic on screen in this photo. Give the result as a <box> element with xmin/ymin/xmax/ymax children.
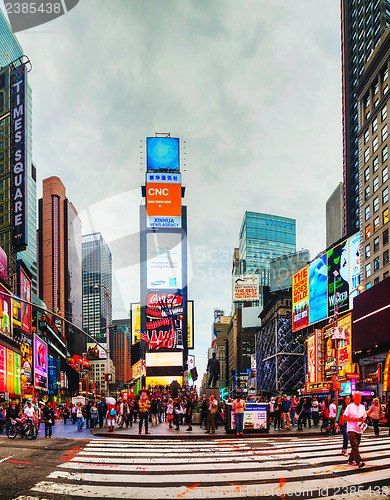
<box><xmin>147</xmin><ymin>137</ymin><xmax>180</xmax><ymax>171</ymax></box>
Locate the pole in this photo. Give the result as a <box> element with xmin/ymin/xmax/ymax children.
<box><xmin>105</xmin><ymin>289</ymin><xmax>110</xmax><ymax>398</ymax></box>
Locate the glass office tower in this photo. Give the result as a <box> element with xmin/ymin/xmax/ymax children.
<box><xmin>238</xmin><ymin>211</ymin><xmax>296</xmax><ymax>287</ymax></box>
<box><xmin>341</xmin><ymin>0</ymin><xmax>390</xmax><ymax>234</ymax></box>
<box><xmin>82</xmin><ymin>233</ymin><xmax>112</xmax><ymax>346</ymax></box>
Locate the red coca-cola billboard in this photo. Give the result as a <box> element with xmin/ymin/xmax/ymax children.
<box><xmin>145</xmin><ymin>292</ymin><xmax>184</xmax><ymax>351</ymax></box>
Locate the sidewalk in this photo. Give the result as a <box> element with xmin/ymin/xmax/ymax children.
<box><xmin>93</xmin><ymin>422</ymin><xmax>332</xmax><ymax>440</ymax></box>
<box><xmin>34</xmin><ymin>420</ymin><xmax>103</xmax><ymax>439</ymax></box>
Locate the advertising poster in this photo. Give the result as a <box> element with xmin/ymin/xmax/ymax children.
<box><xmin>0</xmin><ymin>345</ymin><xmax>6</xmax><ymax>392</ymax></box>
<box><xmin>147</xmin><ymin>137</ymin><xmax>179</xmax><ymax>171</ymax></box>
<box><xmin>48</xmin><ymin>356</ymin><xmax>59</xmax><ymax>395</ymax></box>
<box><xmin>0</xmin><ymin>291</ymin><xmax>11</xmax><ymax>339</ymax></box>
<box><xmin>327</xmin><ymin>240</ymin><xmax>349</xmax><ymax>318</ymax></box>
<box><xmin>12</xmin><ymin>298</ymin><xmax>22</xmax><ymax>328</ymax></box>
<box><xmin>230</xmin><ymin>404</ymin><xmax>268</xmax><ymax>431</ymax></box>
<box><xmin>18</xmin><ymin>267</ymin><xmax>32</xmax><ymax>334</ymax></box>
<box><xmin>14</xmin><ymin>353</ymin><xmax>21</xmax><ymax>396</ymax></box>
<box><xmin>315</xmin><ymin>329</ymin><xmax>323</xmax><ymax>383</ymax></box>
<box><xmin>21</xmin><ymin>338</ymin><xmax>33</xmax><ymax>388</ymax></box>
<box><xmin>308</xmin><ymin>254</ymin><xmax>327</xmax><ymax>324</ymax></box>
<box><xmin>132</xmin><ymin>361</ymin><xmax>141</xmax><ymax>379</ymax></box>
<box><xmin>146</xmin><ymin>292</ymin><xmax>184</xmax><ymax>351</ymax></box>
<box><xmin>0</xmin><ymin>246</ymin><xmax>7</xmax><ymax>281</ymax></box>
<box><xmin>34</xmin><ymin>337</ymin><xmax>48</xmax><ymax>390</ymax></box>
<box><xmin>323</xmin><ymin>325</ymin><xmax>336</xmax><ymax>379</ymax></box>
<box><xmin>146</xmin><ymin>173</ymin><xmax>182</xmax><ymax>228</ymax></box>
<box><xmin>187</xmin><ymin>300</ymin><xmax>194</xmax><ymax>350</ymax></box>
<box><xmin>307</xmin><ymin>334</ymin><xmax>316</xmax><ymax>383</ymax></box>
<box><xmin>147</xmin><ymin>232</ymin><xmax>182</xmax><ymax>290</ymax></box>
<box><xmin>86</xmin><ymin>343</ymin><xmax>107</xmax><ymax>359</ymax></box>
<box><xmin>337</xmin><ymin>314</ymin><xmax>352</xmax><ymax>375</ymax></box>
<box><xmin>6</xmin><ymin>349</ymin><xmax>15</xmax><ymax>395</ymax></box>
<box><xmin>131</xmin><ymin>303</ymin><xmax>141</xmax><ymax>345</ymax></box>
<box><xmin>349</xmin><ymin>234</ymin><xmax>360</xmax><ymax>309</ymax></box>
<box><xmin>292</xmin><ymin>266</ymin><xmax>309</xmax><ymax>331</ymax></box>
<box><xmin>233</xmin><ymin>274</ymin><xmax>259</xmax><ymax>302</ymax></box>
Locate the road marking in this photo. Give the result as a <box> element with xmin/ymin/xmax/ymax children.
<box><xmin>0</xmin><ymin>455</ymin><xmax>12</xmax><ymax>464</ymax></box>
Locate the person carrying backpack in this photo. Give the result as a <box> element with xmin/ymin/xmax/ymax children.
<box><xmin>106</xmin><ymin>398</ymin><xmax>117</xmax><ymax>432</ymax></box>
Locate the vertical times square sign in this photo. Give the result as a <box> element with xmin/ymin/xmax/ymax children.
<box><xmin>11</xmin><ymin>64</ymin><xmax>28</xmax><ymax>250</ymax></box>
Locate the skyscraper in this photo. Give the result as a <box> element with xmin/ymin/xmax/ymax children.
<box><xmin>238</xmin><ymin>211</ymin><xmax>296</xmax><ymax>286</ymax></box>
<box><xmin>82</xmin><ymin>233</ymin><xmax>112</xmax><ymax>345</ymax></box>
<box><xmin>341</xmin><ymin>0</ymin><xmax>390</xmax><ymax>234</ymax></box>
<box><xmin>0</xmin><ymin>10</ymin><xmax>36</xmax><ymax>292</ymax></box>
<box><xmin>38</xmin><ymin>176</ymin><xmax>82</xmax><ymax>355</ymax></box>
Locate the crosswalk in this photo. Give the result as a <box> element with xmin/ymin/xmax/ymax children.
<box><xmin>28</xmin><ymin>435</ymin><xmax>390</xmax><ymax>499</ymax></box>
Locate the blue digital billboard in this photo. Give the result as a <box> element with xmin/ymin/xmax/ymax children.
<box><xmin>147</xmin><ymin>137</ymin><xmax>179</xmax><ymax>171</ymax></box>
<box><xmin>308</xmin><ymin>254</ymin><xmax>327</xmax><ymax>324</ymax></box>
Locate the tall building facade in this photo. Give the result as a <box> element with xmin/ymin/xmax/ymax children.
<box><xmin>82</xmin><ymin>233</ymin><xmax>112</xmax><ymax>345</ymax></box>
<box><xmin>237</xmin><ymin>212</ymin><xmax>296</xmax><ymax>305</ymax></box>
<box><xmin>0</xmin><ymin>10</ymin><xmax>36</xmax><ymax>292</ymax></box>
<box><xmin>357</xmin><ymin>27</ymin><xmax>390</xmax><ymax>289</ymax></box>
<box><xmin>110</xmin><ymin>324</ymin><xmax>131</xmax><ymax>389</ymax></box>
<box><xmin>341</xmin><ymin>0</ymin><xmax>390</xmax><ymax>234</ymax></box>
<box><xmin>38</xmin><ymin>176</ymin><xmax>82</xmax><ymax>355</ymax></box>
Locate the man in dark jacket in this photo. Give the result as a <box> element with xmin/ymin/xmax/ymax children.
<box><xmin>281</xmin><ymin>395</ymin><xmax>291</xmax><ymax>430</ymax></box>
<box><xmin>42</xmin><ymin>402</ymin><xmax>55</xmax><ymax>438</ymax></box>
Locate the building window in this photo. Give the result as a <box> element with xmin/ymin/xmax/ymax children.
<box><xmin>365</xmin><ymin>186</ymin><xmax>370</xmax><ymax>201</ymax></box>
<box><xmin>383</xmin><ymin>187</ymin><xmax>389</xmax><ymax>204</ymax></box>
<box><xmin>374</xmin><ymin>256</ymin><xmax>380</xmax><ymax>272</ymax></box>
<box><xmin>382</xmin><ymin>124</ymin><xmax>388</xmax><ymax>142</ymax></box>
<box><xmin>384</xmin><ymin>67</ymin><xmax>389</xmax><ymax>82</ymax></box>
<box><xmin>366</xmin><ymin>94</ymin><xmax>370</xmax><ymax>108</ymax></box>
<box><xmin>373</xmin><ymin>136</ymin><xmax>379</xmax><ymax>152</ymax></box>
<box><xmin>374</xmin><ymin>216</ymin><xmax>380</xmax><ymax>232</ymax></box>
<box><xmin>365</xmin><ymin>244</ymin><xmax>371</xmax><ymax>259</ymax></box>
<box><xmin>374</xmin><ymin>176</ymin><xmax>379</xmax><ymax>192</ymax></box>
<box><xmin>365</xmin><ymin>167</ymin><xmax>370</xmax><ymax>182</ymax></box>
<box><xmin>384</xmin><ymin>229</ymin><xmax>389</xmax><ymax>245</ymax></box>
<box><xmin>374</xmin><ymin>236</ymin><xmax>380</xmax><ymax>252</ymax></box>
<box><xmin>384</xmin><ymin>271</ymin><xmax>389</xmax><ymax>279</ymax></box>
<box><xmin>382</xmin><ymin>105</ymin><xmax>387</xmax><ymax>121</ymax></box>
<box><xmin>384</xmin><ymin>250</ymin><xmax>389</xmax><ymax>266</ymax></box>
<box><xmin>382</xmin><ymin>146</ymin><xmax>388</xmax><ymax>163</ymax></box>
<box><xmin>365</xmin><ymin>148</ymin><xmax>370</xmax><ymax>163</ymax></box>
<box><xmin>375</xmin><ymin>82</ymin><xmax>379</xmax><ymax>95</ymax></box>
<box><xmin>385</xmin><ymin>85</ymin><xmax>389</xmax><ymax>95</ymax></box>
<box><xmin>373</xmin><ymin>156</ymin><xmax>379</xmax><ymax>172</ymax></box>
<box><xmin>365</xmin><ymin>205</ymin><xmax>371</xmax><ymax>220</ymax></box>
<box><xmin>374</xmin><ymin>196</ymin><xmax>379</xmax><ymax>212</ymax></box>
<box><xmin>374</xmin><ymin>277</ymin><xmax>380</xmax><ymax>284</ymax></box>
<box><xmin>364</xmin><ymin>129</ymin><xmax>369</xmax><ymax>144</ymax></box>
<box><xmin>383</xmin><ymin>166</ymin><xmax>388</xmax><ymax>183</ymax></box>
<box><xmin>366</xmin><ymin>224</ymin><xmax>371</xmax><ymax>239</ymax></box>
<box><xmin>384</xmin><ymin>208</ymin><xmax>389</xmax><ymax>225</ymax></box>
<box><xmin>366</xmin><ymin>263</ymin><xmax>371</xmax><ymax>277</ymax></box>
<box><xmin>373</xmin><ymin>117</ymin><xmax>378</xmax><ymax>133</ymax></box>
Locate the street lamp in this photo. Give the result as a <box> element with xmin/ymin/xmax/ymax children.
<box><xmin>94</xmin><ymin>284</ymin><xmax>111</xmax><ymax>397</ymax></box>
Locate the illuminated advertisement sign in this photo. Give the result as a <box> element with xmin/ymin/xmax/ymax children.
<box><xmin>308</xmin><ymin>254</ymin><xmax>327</xmax><ymax>324</ymax></box>
<box><xmin>21</xmin><ymin>337</ymin><xmax>33</xmax><ymax>388</ymax></box>
<box><xmin>0</xmin><ymin>247</ymin><xmax>7</xmax><ymax>281</ymax></box>
<box><xmin>327</xmin><ymin>240</ymin><xmax>349</xmax><ymax>318</ymax></box>
<box><xmin>146</xmin><ymin>173</ymin><xmax>182</xmax><ymax>228</ymax></box>
<box><xmin>307</xmin><ymin>334</ymin><xmax>316</xmax><ymax>384</ymax></box>
<box><xmin>337</xmin><ymin>314</ymin><xmax>352</xmax><ymax>376</ymax></box>
<box><xmin>323</xmin><ymin>324</ymin><xmax>336</xmax><ymax>378</ymax></box>
<box><xmin>187</xmin><ymin>300</ymin><xmax>194</xmax><ymax>350</ymax></box>
<box><xmin>147</xmin><ymin>137</ymin><xmax>179</xmax><ymax>171</ymax></box>
<box><xmin>12</xmin><ymin>298</ymin><xmax>22</xmax><ymax>328</ymax></box>
<box><xmin>349</xmin><ymin>233</ymin><xmax>360</xmax><ymax>309</ymax></box>
<box><xmin>315</xmin><ymin>329</ymin><xmax>323</xmax><ymax>383</ymax></box>
<box><xmin>11</xmin><ymin>64</ymin><xmax>28</xmax><ymax>249</ymax></box>
<box><xmin>0</xmin><ymin>345</ymin><xmax>6</xmax><ymax>392</ymax></box>
<box><xmin>145</xmin><ymin>375</ymin><xmax>183</xmax><ymax>386</ymax></box>
<box><xmin>86</xmin><ymin>343</ymin><xmax>107</xmax><ymax>359</ymax></box>
<box><xmin>48</xmin><ymin>356</ymin><xmax>58</xmax><ymax>395</ymax></box>
<box><xmin>131</xmin><ymin>303</ymin><xmax>141</xmax><ymax>345</ymax></box>
<box><xmin>18</xmin><ymin>266</ymin><xmax>31</xmax><ymax>334</ymax></box>
<box><xmin>293</xmin><ymin>234</ymin><xmax>360</xmax><ymax>332</ymax></box>
<box><xmin>34</xmin><ymin>336</ymin><xmax>48</xmax><ymax>390</ymax></box>
<box><xmin>292</xmin><ymin>266</ymin><xmax>309</xmax><ymax>331</ymax></box>
<box><xmin>132</xmin><ymin>361</ymin><xmax>141</xmax><ymax>379</ymax></box>
<box><xmin>145</xmin><ymin>292</ymin><xmax>184</xmax><ymax>351</ymax></box>
<box><xmin>0</xmin><ymin>288</ymin><xmax>11</xmax><ymax>339</ymax></box>
<box><xmin>6</xmin><ymin>349</ymin><xmax>21</xmax><ymax>396</ymax></box>
<box><xmin>233</xmin><ymin>274</ymin><xmax>259</xmax><ymax>302</ymax></box>
<box><xmin>145</xmin><ymin>351</ymin><xmax>183</xmax><ymax>367</ymax></box>
<box><xmin>147</xmin><ymin>232</ymin><xmax>182</xmax><ymax>289</ymax></box>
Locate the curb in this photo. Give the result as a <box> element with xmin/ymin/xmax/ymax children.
<box><xmin>92</xmin><ymin>430</ymin><xmax>317</xmax><ymax>440</ymax></box>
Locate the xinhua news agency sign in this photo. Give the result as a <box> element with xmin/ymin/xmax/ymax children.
<box><xmin>11</xmin><ymin>65</ymin><xmax>27</xmax><ymax>250</ymax></box>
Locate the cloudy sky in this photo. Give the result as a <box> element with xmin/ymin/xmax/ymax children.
<box><xmin>3</xmin><ymin>0</ymin><xmax>343</xmax><ymax>379</ymax></box>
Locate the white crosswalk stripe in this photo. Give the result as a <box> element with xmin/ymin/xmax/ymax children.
<box><xmin>30</xmin><ymin>435</ymin><xmax>390</xmax><ymax>499</ymax></box>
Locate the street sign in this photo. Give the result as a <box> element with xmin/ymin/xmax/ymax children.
<box><xmin>105</xmin><ymin>373</ymin><xmax>113</xmax><ymax>382</ymax></box>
